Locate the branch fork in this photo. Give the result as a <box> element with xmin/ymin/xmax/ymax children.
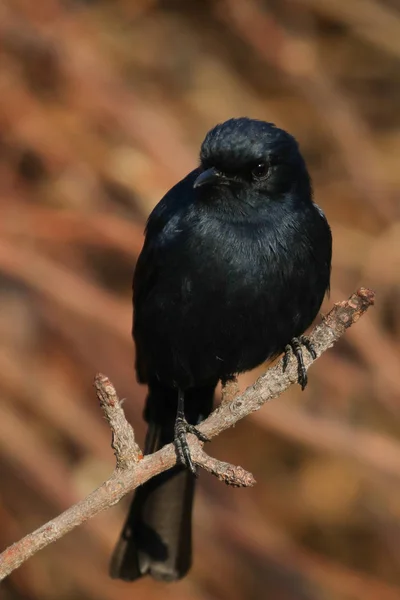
<box><xmin>0</xmin><ymin>288</ymin><xmax>375</xmax><ymax>581</ymax></box>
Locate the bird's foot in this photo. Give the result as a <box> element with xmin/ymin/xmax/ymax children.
<box><xmin>282</xmin><ymin>335</ymin><xmax>317</xmax><ymax>391</ymax></box>
<box><xmin>174</xmin><ymin>417</ymin><xmax>210</xmax><ymax>475</ymax></box>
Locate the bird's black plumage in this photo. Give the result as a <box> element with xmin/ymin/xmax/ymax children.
<box><xmin>110</xmin><ymin>117</ymin><xmax>332</xmax><ymax>582</ymax></box>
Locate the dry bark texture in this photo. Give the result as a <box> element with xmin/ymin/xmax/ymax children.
<box><xmin>0</xmin><ymin>289</ymin><xmax>374</xmax><ymax>582</ymax></box>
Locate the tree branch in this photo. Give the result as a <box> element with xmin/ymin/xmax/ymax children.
<box><xmin>0</xmin><ymin>288</ymin><xmax>375</xmax><ymax>581</ymax></box>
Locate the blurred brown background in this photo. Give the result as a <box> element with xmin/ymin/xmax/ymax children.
<box><xmin>1</xmin><ymin>1</ymin><xmax>400</xmax><ymax>599</ymax></box>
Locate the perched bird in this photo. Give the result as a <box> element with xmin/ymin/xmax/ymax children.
<box><xmin>110</xmin><ymin>118</ymin><xmax>332</xmax><ymax>582</ymax></box>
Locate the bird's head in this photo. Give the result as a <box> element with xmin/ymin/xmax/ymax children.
<box><xmin>194</xmin><ymin>118</ymin><xmax>312</xmax><ymax>214</ymax></box>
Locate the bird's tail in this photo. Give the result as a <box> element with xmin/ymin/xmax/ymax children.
<box><xmin>109</xmin><ymin>382</ymin><xmax>214</xmax><ymax>582</ymax></box>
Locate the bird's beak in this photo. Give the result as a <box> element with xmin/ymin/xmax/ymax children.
<box><xmin>193</xmin><ymin>167</ymin><xmax>221</xmax><ymax>189</ymax></box>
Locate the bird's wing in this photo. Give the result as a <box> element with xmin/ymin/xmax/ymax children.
<box><xmin>132</xmin><ymin>217</ymin><xmax>167</xmax><ymax>384</ymax></box>
<box><xmin>312</xmin><ymin>202</ymin><xmax>332</xmax><ymax>293</ymax></box>
<box><xmin>133</xmin><ymin>167</ymin><xmax>199</xmax><ymax>307</ymax></box>
<box><xmin>132</xmin><ymin>168</ymin><xmax>200</xmax><ymax>382</ymax></box>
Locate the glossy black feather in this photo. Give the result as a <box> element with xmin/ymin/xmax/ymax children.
<box><xmin>111</xmin><ymin>117</ymin><xmax>332</xmax><ymax>582</ymax></box>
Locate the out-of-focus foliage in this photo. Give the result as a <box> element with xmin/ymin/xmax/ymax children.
<box><xmin>1</xmin><ymin>1</ymin><xmax>400</xmax><ymax>599</ymax></box>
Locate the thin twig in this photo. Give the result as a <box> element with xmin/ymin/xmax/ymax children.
<box><xmin>0</xmin><ymin>288</ymin><xmax>374</xmax><ymax>581</ymax></box>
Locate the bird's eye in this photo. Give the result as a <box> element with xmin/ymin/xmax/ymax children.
<box><xmin>251</xmin><ymin>162</ymin><xmax>269</xmax><ymax>179</ymax></box>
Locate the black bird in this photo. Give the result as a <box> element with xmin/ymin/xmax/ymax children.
<box><xmin>110</xmin><ymin>118</ymin><xmax>332</xmax><ymax>582</ymax></box>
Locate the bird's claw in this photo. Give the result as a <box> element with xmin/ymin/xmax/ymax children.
<box><xmin>282</xmin><ymin>335</ymin><xmax>317</xmax><ymax>390</ymax></box>
<box><xmin>174</xmin><ymin>417</ymin><xmax>210</xmax><ymax>475</ymax></box>
<box><xmin>299</xmin><ymin>335</ymin><xmax>317</xmax><ymax>360</ymax></box>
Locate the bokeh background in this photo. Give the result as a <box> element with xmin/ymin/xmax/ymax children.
<box><xmin>1</xmin><ymin>1</ymin><xmax>400</xmax><ymax>599</ymax></box>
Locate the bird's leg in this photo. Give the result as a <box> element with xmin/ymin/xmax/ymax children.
<box><xmin>282</xmin><ymin>335</ymin><xmax>317</xmax><ymax>391</ymax></box>
<box><xmin>174</xmin><ymin>389</ymin><xmax>210</xmax><ymax>475</ymax></box>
